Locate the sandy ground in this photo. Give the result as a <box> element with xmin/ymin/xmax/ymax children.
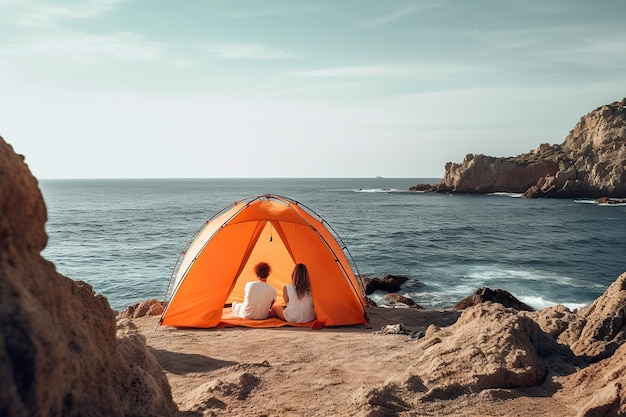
<box><xmin>124</xmin><ymin>307</ymin><xmax>578</xmax><ymax>417</ymax></box>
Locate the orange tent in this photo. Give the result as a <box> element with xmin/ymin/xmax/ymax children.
<box><xmin>159</xmin><ymin>194</ymin><xmax>369</xmax><ymax>329</ymax></box>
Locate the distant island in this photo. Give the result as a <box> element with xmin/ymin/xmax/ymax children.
<box><xmin>411</xmin><ymin>98</ymin><xmax>626</xmax><ymax>199</ymax></box>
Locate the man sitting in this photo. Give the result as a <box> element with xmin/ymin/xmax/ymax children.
<box><xmin>232</xmin><ymin>262</ymin><xmax>277</xmax><ymax>319</ymax></box>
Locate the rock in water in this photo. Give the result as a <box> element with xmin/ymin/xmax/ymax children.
<box><xmin>454</xmin><ymin>287</ymin><xmax>534</xmax><ymax>311</ymax></box>
<box><xmin>362</xmin><ymin>274</ymin><xmax>409</xmax><ymax>294</ymax></box>
<box><xmin>0</xmin><ymin>136</ymin><xmax>177</xmax><ymax>417</ymax></box>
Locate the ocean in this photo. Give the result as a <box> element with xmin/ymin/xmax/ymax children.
<box><xmin>39</xmin><ymin>178</ymin><xmax>626</xmax><ymax>312</ymax></box>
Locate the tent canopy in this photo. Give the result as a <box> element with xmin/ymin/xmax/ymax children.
<box><xmin>159</xmin><ymin>194</ymin><xmax>368</xmax><ymax>329</ymax></box>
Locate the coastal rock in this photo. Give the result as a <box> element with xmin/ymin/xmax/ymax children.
<box><xmin>0</xmin><ymin>136</ymin><xmax>177</xmax><ymax>417</ymax></box>
<box><xmin>526</xmin><ymin>304</ymin><xmax>579</xmax><ymax>339</ymax></box>
<box><xmin>408</xmin><ymin>303</ymin><xmax>563</xmax><ymax>399</ymax></box>
<box><xmin>362</xmin><ymin>274</ymin><xmax>409</xmax><ymax>294</ymax></box>
<box><xmin>430</xmin><ymin>152</ymin><xmax>560</xmax><ymax>194</ymax></box>
<box><xmin>559</xmin><ymin>341</ymin><xmax>626</xmax><ymax>416</ymax></box>
<box><xmin>556</xmin><ymin>272</ymin><xmax>626</xmax><ymax>362</ymax></box>
<box><xmin>382</xmin><ymin>293</ymin><xmax>423</xmax><ymax>309</ymax></box>
<box><xmin>596</xmin><ymin>196</ymin><xmax>626</xmax><ymax>205</ymax></box>
<box><xmin>413</xmin><ymin>98</ymin><xmax>626</xmax><ymax>198</ymax></box>
<box><xmin>119</xmin><ymin>298</ymin><xmax>165</xmax><ymax>319</ymax></box>
<box><xmin>454</xmin><ymin>287</ymin><xmax>535</xmax><ymax>311</ymax></box>
<box><xmin>409</xmin><ymin>183</ymin><xmax>435</xmax><ymax>192</ymax></box>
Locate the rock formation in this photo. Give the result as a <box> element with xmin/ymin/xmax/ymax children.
<box><xmin>532</xmin><ymin>274</ymin><xmax>626</xmax><ymax>414</ymax></box>
<box><xmin>454</xmin><ymin>287</ymin><xmax>535</xmax><ymax>311</ymax></box>
<box><xmin>411</xmin><ymin>303</ymin><xmax>565</xmax><ymax>398</ymax></box>
<box><xmin>382</xmin><ymin>293</ymin><xmax>423</xmax><ymax>309</ymax></box>
<box><xmin>530</xmin><ymin>272</ymin><xmax>626</xmax><ymax>363</ymax></box>
<box><xmin>412</xmin><ymin>98</ymin><xmax>626</xmax><ymax>198</ymax></box>
<box><xmin>118</xmin><ymin>298</ymin><xmax>165</xmax><ymax>319</ymax></box>
<box><xmin>559</xmin><ymin>341</ymin><xmax>626</xmax><ymax>416</ymax></box>
<box><xmin>361</xmin><ymin>274</ymin><xmax>410</xmax><ymax>294</ymax></box>
<box><xmin>363</xmin><ymin>302</ymin><xmax>581</xmax><ymax>415</ymax></box>
<box><xmin>361</xmin><ymin>274</ymin><xmax>626</xmax><ymax>416</ymax></box>
<box><xmin>0</xmin><ymin>136</ymin><xmax>177</xmax><ymax>417</ymax></box>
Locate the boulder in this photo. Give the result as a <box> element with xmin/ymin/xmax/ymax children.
<box><xmin>361</xmin><ymin>275</ymin><xmax>409</xmax><ymax>295</ymax></box>
<box><xmin>526</xmin><ymin>304</ymin><xmax>579</xmax><ymax>339</ymax></box>
<box><xmin>454</xmin><ymin>287</ymin><xmax>534</xmax><ymax>311</ymax></box>
<box><xmin>0</xmin><ymin>136</ymin><xmax>177</xmax><ymax>417</ymax></box>
<box><xmin>556</xmin><ymin>272</ymin><xmax>626</xmax><ymax>362</ymax></box>
<box><xmin>596</xmin><ymin>196</ymin><xmax>626</xmax><ymax>205</ymax></box>
<box><xmin>406</xmin><ymin>303</ymin><xmax>570</xmax><ymax>399</ymax></box>
<box><xmin>559</xmin><ymin>341</ymin><xmax>626</xmax><ymax>416</ymax></box>
<box><xmin>119</xmin><ymin>298</ymin><xmax>165</xmax><ymax>319</ymax></box>
<box><xmin>382</xmin><ymin>293</ymin><xmax>423</xmax><ymax>309</ymax></box>
<box><xmin>409</xmin><ymin>183</ymin><xmax>436</xmax><ymax>192</ymax></box>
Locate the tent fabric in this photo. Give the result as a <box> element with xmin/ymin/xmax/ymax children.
<box><xmin>217</xmin><ymin>307</ymin><xmax>313</xmax><ymax>328</ymax></box>
<box><xmin>159</xmin><ymin>194</ymin><xmax>369</xmax><ymax>329</ymax></box>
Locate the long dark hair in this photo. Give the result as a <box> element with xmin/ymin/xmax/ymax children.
<box><xmin>292</xmin><ymin>263</ymin><xmax>311</xmax><ymax>299</ymax></box>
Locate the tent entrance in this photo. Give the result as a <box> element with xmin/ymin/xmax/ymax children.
<box><xmin>226</xmin><ymin>220</ymin><xmax>294</xmax><ymax>306</ymax></box>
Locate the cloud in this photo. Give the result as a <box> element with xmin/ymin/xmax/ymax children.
<box><xmin>360</xmin><ymin>3</ymin><xmax>441</xmax><ymax>27</ymax></box>
<box><xmin>203</xmin><ymin>42</ymin><xmax>295</xmax><ymax>60</ymax></box>
<box><xmin>293</xmin><ymin>65</ymin><xmax>412</xmax><ymax>78</ymax></box>
<box><xmin>16</xmin><ymin>0</ymin><xmax>126</xmax><ymax>26</ymax></box>
<box><xmin>220</xmin><ymin>4</ymin><xmax>327</xmax><ymax>18</ymax></box>
<box><xmin>466</xmin><ymin>23</ymin><xmax>626</xmax><ymax>72</ymax></box>
<box><xmin>173</xmin><ymin>59</ymin><xmax>193</xmax><ymax>68</ymax></box>
<box><xmin>16</xmin><ymin>31</ymin><xmax>162</xmax><ymax>62</ymax></box>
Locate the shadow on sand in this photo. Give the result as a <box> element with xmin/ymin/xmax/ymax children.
<box><xmin>149</xmin><ymin>347</ymin><xmax>237</xmax><ymax>375</ymax></box>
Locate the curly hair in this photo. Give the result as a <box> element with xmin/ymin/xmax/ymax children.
<box><xmin>254</xmin><ymin>262</ymin><xmax>271</xmax><ymax>279</ymax></box>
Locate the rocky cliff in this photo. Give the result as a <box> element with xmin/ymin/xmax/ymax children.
<box><xmin>412</xmin><ymin>98</ymin><xmax>626</xmax><ymax>198</ymax></box>
<box><xmin>0</xmin><ymin>136</ymin><xmax>177</xmax><ymax>417</ymax></box>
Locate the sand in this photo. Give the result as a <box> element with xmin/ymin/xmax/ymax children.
<box><xmin>120</xmin><ymin>306</ymin><xmax>584</xmax><ymax>417</ymax></box>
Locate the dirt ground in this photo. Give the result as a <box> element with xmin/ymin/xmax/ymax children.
<box><xmin>120</xmin><ymin>306</ymin><xmax>588</xmax><ymax>417</ymax></box>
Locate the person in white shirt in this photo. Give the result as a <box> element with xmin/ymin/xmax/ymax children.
<box><xmin>232</xmin><ymin>262</ymin><xmax>277</xmax><ymax>320</ymax></box>
<box><xmin>272</xmin><ymin>263</ymin><xmax>316</xmax><ymax>323</ymax></box>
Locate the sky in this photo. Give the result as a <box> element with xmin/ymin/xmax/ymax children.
<box><xmin>1</xmin><ymin>0</ymin><xmax>624</xmax><ymax>179</ymax></box>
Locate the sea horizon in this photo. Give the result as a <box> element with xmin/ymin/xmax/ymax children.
<box><xmin>39</xmin><ymin>178</ymin><xmax>626</xmax><ymax>312</ymax></box>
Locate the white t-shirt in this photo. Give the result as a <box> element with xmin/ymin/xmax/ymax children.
<box><xmin>283</xmin><ymin>284</ymin><xmax>316</xmax><ymax>323</ymax></box>
<box><xmin>232</xmin><ymin>280</ymin><xmax>277</xmax><ymax>320</ymax></box>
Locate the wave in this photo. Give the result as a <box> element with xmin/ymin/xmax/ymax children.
<box><xmin>354</xmin><ymin>188</ymin><xmax>404</xmax><ymax>193</ymax></box>
<box><xmin>465</xmin><ymin>267</ymin><xmax>545</xmax><ymax>282</ymax></box>
<box><xmin>518</xmin><ymin>295</ymin><xmax>587</xmax><ymax>311</ymax></box>
<box><xmin>575</xmin><ymin>199</ymin><xmax>626</xmax><ymax>206</ymax></box>
<box><xmin>488</xmin><ymin>192</ymin><xmax>523</xmax><ymax>198</ymax></box>
<box><xmin>597</xmin><ymin>202</ymin><xmax>626</xmax><ymax>206</ymax></box>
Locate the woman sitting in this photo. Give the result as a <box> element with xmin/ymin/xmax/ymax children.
<box><xmin>272</xmin><ymin>263</ymin><xmax>316</xmax><ymax>323</ymax></box>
